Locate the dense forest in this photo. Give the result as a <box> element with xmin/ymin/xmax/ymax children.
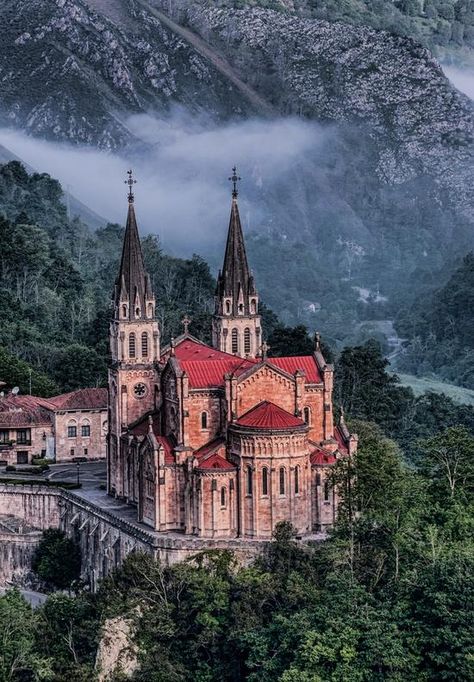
<box><xmin>1</xmin><ymin>362</ymin><xmax>473</xmax><ymax>680</ymax></box>
<box><xmin>395</xmin><ymin>252</ymin><xmax>474</xmax><ymax>389</ymax></box>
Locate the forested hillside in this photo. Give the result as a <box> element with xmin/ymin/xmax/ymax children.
<box><xmin>0</xmin><ymin>161</ymin><xmax>216</xmax><ymax>394</ymax></box>
<box><xmin>396</xmin><ymin>252</ymin><xmax>474</xmax><ymax>388</ymax></box>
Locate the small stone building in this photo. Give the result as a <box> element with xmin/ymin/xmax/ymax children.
<box><xmin>0</xmin><ymin>388</ymin><xmax>107</xmax><ymax>464</ymax></box>
<box><xmin>50</xmin><ymin>388</ymin><xmax>107</xmax><ymax>462</ymax></box>
<box><xmin>0</xmin><ymin>395</ymin><xmax>55</xmax><ymax>465</ymax></box>
<box><xmin>108</xmin><ymin>172</ymin><xmax>357</xmax><ymax>539</ymax></box>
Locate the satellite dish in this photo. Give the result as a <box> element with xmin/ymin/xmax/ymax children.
<box><xmin>11</xmin><ymin>387</ymin><xmax>19</xmax><ymax>395</ymax></box>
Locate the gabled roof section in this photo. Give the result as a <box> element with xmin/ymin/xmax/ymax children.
<box><xmin>49</xmin><ymin>388</ymin><xmax>107</xmax><ymax>411</ymax></box>
<box><xmin>216</xmin><ymin>194</ymin><xmax>256</xmax><ymax>315</ymax></box>
<box><xmin>310</xmin><ymin>445</ymin><xmax>337</xmax><ymax>466</ymax></box>
<box><xmin>114</xmin><ymin>199</ymin><xmax>153</xmax><ymax>319</ymax></box>
<box><xmin>173</xmin><ymin>338</ymin><xmax>255</xmax><ymax>389</ymax></box>
<box><xmin>334</xmin><ymin>426</ymin><xmax>349</xmax><ymax>455</ymax></box>
<box><xmin>194</xmin><ymin>437</ymin><xmax>235</xmax><ymax>471</ymax></box>
<box><xmin>269</xmin><ymin>356</ymin><xmax>322</xmax><ymax>384</ymax></box>
<box><xmin>236</xmin><ymin>401</ymin><xmax>306</xmax><ymax>431</ymax></box>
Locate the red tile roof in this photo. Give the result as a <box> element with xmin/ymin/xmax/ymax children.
<box><xmin>174</xmin><ymin>339</ymin><xmax>254</xmax><ymax>389</ymax></box>
<box><xmin>269</xmin><ymin>356</ymin><xmax>322</xmax><ymax>383</ymax></box>
<box><xmin>310</xmin><ymin>446</ymin><xmax>337</xmax><ymax>466</ymax></box>
<box><xmin>194</xmin><ymin>437</ymin><xmax>235</xmax><ymax>471</ymax></box>
<box><xmin>197</xmin><ymin>452</ymin><xmax>235</xmax><ymax>471</ymax></box>
<box><xmin>172</xmin><ymin>338</ymin><xmax>322</xmax><ymax>389</ymax></box>
<box><xmin>0</xmin><ymin>395</ymin><xmax>55</xmax><ymax>427</ymax></box>
<box><xmin>49</xmin><ymin>388</ymin><xmax>107</xmax><ymax>411</ymax></box>
<box><xmin>235</xmin><ymin>401</ymin><xmax>306</xmax><ymax>431</ymax></box>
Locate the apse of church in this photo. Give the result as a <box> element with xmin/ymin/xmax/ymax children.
<box><xmin>107</xmin><ymin>169</ymin><xmax>356</xmax><ymax>539</ymax></box>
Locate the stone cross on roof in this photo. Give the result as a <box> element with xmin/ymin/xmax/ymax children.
<box><xmin>182</xmin><ymin>315</ymin><xmax>191</xmax><ymax>335</ymax></box>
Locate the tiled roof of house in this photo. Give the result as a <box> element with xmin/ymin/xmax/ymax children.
<box><xmin>235</xmin><ymin>401</ymin><xmax>306</xmax><ymax>431</ymax></box>
<box><xmin>49</xmin><ymin>388</ymin><xmax>107</xmax><ymax>411</ymax></box>
<box><xmin>0</xmin><ymin>395</ymin><xmax>55</xmax><ymax>427</ymax></box>
<box><xmin>172</xmin><ymin>338</ymin><xmax>322</xmax><ymax>389</ymax></box>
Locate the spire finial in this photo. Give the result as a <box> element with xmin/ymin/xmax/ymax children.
<box><xmin>125</xmin><ymin>169</ymin><xmax>137</xmax><ymax>203</ymax></box>
<box><xmin>228</xmin><ymin>166</ymin><xmax>241</xmax><ymax>199</ymax></box>
<box><xmin>182</xmin><ymin>315</ymin><xmax>191</xmax><ymax>335</ymax></box>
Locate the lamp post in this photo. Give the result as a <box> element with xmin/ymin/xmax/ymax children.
<box><xmin>76</xmin><ymin>462</ymin><xmax>80</xmax><ymax>487</ymax></box>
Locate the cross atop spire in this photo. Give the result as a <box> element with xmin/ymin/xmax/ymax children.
<box><xmin>228</xmin><ymin>166</ymin><xmax>241</xmax><ymax>199</ymax></box>
<box><xmin>125</xmin><ymin>169</ymin><xmax>137</xmax><ymax>203</ymax></box>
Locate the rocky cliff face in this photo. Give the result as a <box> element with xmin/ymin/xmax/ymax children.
<box><xmin>0</xmin><ymin>0</ymin><xmax>473</xmax><ymax>334</ymax></box>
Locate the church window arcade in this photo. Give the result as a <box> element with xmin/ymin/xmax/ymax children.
<box><xmin>221</xmin><ymin>486</ymin><xmax>227</xmax><ymax>508</ymax></box>
<box><xmin>303</xmin><ymin>407</ymin><xmax>311</xmax><ymax>425</ymax></box>
<box><xmin>201</xmin><ymin>411</ymin><xmax>208</xmax><ymax>430</ymax></box>
<box><xmin>294</xmin><ymin>466</ymin><xmax>299</xmax><ymax>494</ymax></box>
<box><xmin>324</xmin><ymin>480</ymin><xmax>330</xmax><ymax>502</ymax></box>
<box><xmin>262</xmin><ymin>467</ymin><xmax>269</xmax><ymax>496</ymax></box>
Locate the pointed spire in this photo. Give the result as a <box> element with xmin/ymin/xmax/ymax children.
<box><xmin>114</xmin><ymin>171</ymin><xmax>152</xmax><ymax>319</ymax></box>
<box><xmin>216</xmin><ymin>167</ymin><xmax>255</xmax><ymax>314</ymax></box>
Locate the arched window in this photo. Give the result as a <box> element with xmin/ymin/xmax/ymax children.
<box><xmin>247</xmin><ymin>466</ymin><xmax>253</xmax><ymax>496</ymax></box>
<box><xmin>279</xmin><ymin>467</ymin><xmax>285</xmax><ymax>495</ymax></box>
<box><xmin>148</xmin><ymin>303</ymin><xmax>153</xmax><ymax>318</ymax></box>
<box><xmin>244</xmin><ymin>328</ymin><xmax>251</xmax><ymax>355</ymax></box>
<box><xmin>221</xmin><ymin>486</ymin><xmax>227</xmax><ymax>507</ymax></box>
<box><xmin>122</xmin><ymin>304</ymin><xmax>127</xmax><ymax>318</ymax></box>
<box><xmin>67</xmin><ymin>420</ymin><xmax>77</xmax><ymax>438</ymax></box>
<box><xmin>141</xmin><ymin>332</ymin><xmax>148</xmax><ymax>357</ymax></box>
<box><xmin>225</xmin><ymin>300</ymin><xmax>231</xmax><ymax>315</ymax></box>
<box><xmin>231</xmin><ymin>328</ymin><xmax>239</xmax><ymax>354</ymax></box>
<box><xmin>135</xmin><ymin>306</ymin><xmax>140</xmax><ymax>318</ymax></box>
<box><xmin>251</xmin><ymin>299</ymin><xmax>256</xmax><ymax>314</ymax></box>
<box><xmin>294</xmin><ymin>466</ymin><xmax>299</xmax><ymax>494</ymax></box>
<box><xmin>303</xmin><ymin>407</ymin><xmax>311</xmax><ymax>425</ymax></box>
<box><xmin>129</xmin><ymin>333</ymin><xmax>136</xmax><ymax>358</ymax></box>
<box><xmin>201</xmin><ymin>411</ymin><xmax>208</xmax><ymax>430</ymax></box>
<box><xmin>262</xmin><ymin>467</ymin><xmax>268</xmax><ymax>496</ymax></box>
<box><xmin>238</xmin><ymin>303</ymin><xmax>244</xmax><ymax>314</ymax></box>
<box><xmin>81</xmin><ymin>419</ymin><xmax>91</xmax><ymax>437</ymax></box>
<box><xmin>324</xmin><ymin>480</ymin><xmax>330</xmax><ymax>501</ymax></box>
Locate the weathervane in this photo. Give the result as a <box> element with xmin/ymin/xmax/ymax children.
<box><xmin>125</xmin><ymin>169</ymin><xmax>137</xmax><ymax>203</ymax></box>
<box><xmin>228</xmin><ymin>166</ymin><xmax>241</xmax><ymax>198</ymax></box>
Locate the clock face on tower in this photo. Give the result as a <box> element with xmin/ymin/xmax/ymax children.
<box><xmin>133</xmin><ymin>382</ymin><xmax>148</xmax><ymax>399</ymax></box>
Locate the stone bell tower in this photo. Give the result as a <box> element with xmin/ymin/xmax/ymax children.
<box><xmin>108</xmin><ymin>170</ymin><xmax>160</xmax><ymax>496</ymax></box>
<box><xmin>212</xmin><ymin>167</ymin><xmax>261</xmax><ymax>358</ymax></box>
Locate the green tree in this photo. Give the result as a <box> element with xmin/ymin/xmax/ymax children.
<box><xmin>32</xmin><ymin>529</ymin><xmax>81</xmax><ymax>591</ymax></box>
<box><xmin>0</xmin><ymin>590</ymin><xmax>52</xmax><ymax>681</ymax></box>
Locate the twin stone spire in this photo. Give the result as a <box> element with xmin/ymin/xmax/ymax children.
<box><xmin>113</xmin><ymin>169</ymin><xmax>261</xmax><ymax>359</ymax></box>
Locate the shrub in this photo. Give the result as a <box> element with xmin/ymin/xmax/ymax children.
<box><xmin>32</xmin><ymin>529</ymin><xmax>81</xmax><ymax>590</ymax></box>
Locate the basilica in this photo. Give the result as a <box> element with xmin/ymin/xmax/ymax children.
<box><xmin>107</xmin><ymin>170</ymin><xmax>356</xmax><ymax>539</ymax></box>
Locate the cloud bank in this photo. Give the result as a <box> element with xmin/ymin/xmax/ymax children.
<box><xmin>0</xmin><ymin>113</ymin><xmax>326</xmax><ymax>258</ymax></box>
<box><xmin>443</xmin><ymin>65</ymin><xmax>474</xmax><ymax>100</ymax></box>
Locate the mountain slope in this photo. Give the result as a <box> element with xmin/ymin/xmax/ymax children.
<box><xmin>0</xmin><ymin>0</ymin><xmax>473</xmax><ymax>342</ymax></box>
